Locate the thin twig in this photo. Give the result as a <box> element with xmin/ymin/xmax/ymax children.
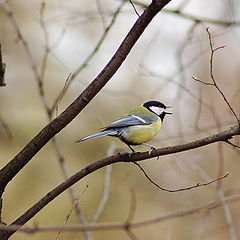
<box><xmin>96</xmin><ymin>0</ymin><xmax>106</xmax><ymax>29</ymax></box>
<box><xmin>51</xmin><ymin>138</ymin><xmax>92</xmax><ymax>240</ymax></box>
<box><xmin>0</xmin><ymin>43</ymin><xmax>6</xmax><ymax>87</ymax></box>
<box><xmin>210</xmin><ymin>104</ymin><xmax>224</xmax><ymax>188</ymax></box>
<box><xmin>189</xmin><ymin>161</ymin><xmax>237</xmax><ymax>240</ymax></box>
<box><xmin>206</xmin><ymin>27</ymin><xmax>239</xmax><ymax>125</ymax></box>
<box><xmin>0</xmin><ymin>113</ymin><xmax>12</xmax><ymax>138</ymax></box>
<box><xmin>1</xmin><ymin>193</ymin><xmax>240</xmax><ymax>233</ymax></box>
<box><xmin>143</xmin><ymin>67</ymin><xmax>212</xmax><ymax>110</ymax></box>
<box><xmin>2</xmin><ymin>1</ymin><xmax>238</xmax><ymax>238</ymax></box>
<box><xmin>2</xmin><ymin>3</ymin><xmax>91</xmax><ymax>238</ymax></box>
<box><xmin>192</xmin><ymin>76</ymin><xmax>213</xmax><ymax>86</ymax></box>
<box><xmin>125</xmin><ymin>189</ymin><xmax>138</xmax><ymax>240</ymax></box>
<box><xmin>126</xmin><ymin>188</ymin><xmax>136</xmax><ymax>225</ymax></box>
<box><xmin>39</xmin><ymin>1</ymin><xmax>49</xmax><ymax>86</ymax></box>
<box><xmin>133</xmin><ymin>1</ymin><xmax>240</xmax><ymax>26</ymax></box>
<box><xmin>172</xmin><ymin>21</ymin><xmax>200</xmax><ymax>141</ymax></box>
<box><xmin>176</xmin><ymin>0</ymin><xmax>191</xmax><ymax>11</ymax></box>
<box><xmin>194</xmin><ymin>87</ymin><xmax>203</xmax><ymax>131</ymax></box>
<box><xmin>39</xmin><ymin>3</ymin><xmax>92</xmax><ymax>238</ymax></box>
<box><xmin>55</xmin><ymin>73</ymin><xmax>71</xmax><ymax>116</ymax></box>
<box><xmin>50</xmin><ymin>0</ymin><xmax>126</xmax><ymax>114</ymax></box>
<box><xmin>225</xmin><ymin>140</ymin><xmax>240</xmax><ymax>149</ymax></box>
<box><xmin>53</xmin><ymin>184</ymin><xmax>89</xmax><ymax>240</ymax></box>
<box><xmin>193</xmin><ymin>27</ymin><xmax>240</xmax><ymax>125</ymax></box>
<box><xmin>4</xmin><ymin>124</ymin><xmax>240</xmax><ymax>237</ymax></box>
<box><xmin>125</xmin><ymin>228</ymin><xmax>139</xmax><ymax>240</ymax></box>
<box><xmin>91</xmin><ymin>144</ymin><xmax>115</xmax><ymax>224</ymax></box>
<box><xmin>133</xmin><ymin>161</ymin><xmax>229</xmax><ymax>192</ymax></box>
<box><xmin>129</xmin><ymin>0</ymin><xmax>140</xmax><ymax>17</ymax></box>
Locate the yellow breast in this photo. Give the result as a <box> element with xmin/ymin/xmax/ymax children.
<box><xmin>121</xmin><ymin>117</ymin><xmax>161</xmax><ymax>145</ymax></box>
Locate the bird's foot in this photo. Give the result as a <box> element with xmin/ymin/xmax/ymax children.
<box><xmin>148</xmin><ymin>146</ymin><xmax>155</xmax><ymax>156</ymax></box>
<box><xmin>143</xmin><ymin>143</ymin><xmax>159</xmax><ymax>160</ymax></box>
<box><xmin>128</xmin><ymin>149</ymin><xmax>138</xmax><ymax>159</ymax></box>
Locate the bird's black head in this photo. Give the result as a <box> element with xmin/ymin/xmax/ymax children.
<box><xmin>143</xmin><ymin>100</ymin><xmax>172</xmax><ymax>121</ymax></box>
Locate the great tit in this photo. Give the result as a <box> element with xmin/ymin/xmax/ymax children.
<box><xmin>76</xmin><ymin>100</ymin><xmax>171</xmax><ymax>152</ymax></box>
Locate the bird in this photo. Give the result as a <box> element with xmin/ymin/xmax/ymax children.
<box><xmin>76</xmin><ymin>100</ymin><xmax>171</xmax><ymax>152</ymax></box>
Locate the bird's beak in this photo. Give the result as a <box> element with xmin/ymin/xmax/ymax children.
<box><xmin>165</xmin><ymin>106</ymin><xmax>172</xmax><ymax>115</ymax></box>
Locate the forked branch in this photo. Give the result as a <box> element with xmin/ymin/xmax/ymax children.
<box><xmin>192</xmin><ymin>27</ymin><xmax>240</xmax><ymax>125</ymax></box>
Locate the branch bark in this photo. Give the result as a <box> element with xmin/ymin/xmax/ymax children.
<box><xmin>2</xmin><ymin>124</ymin><xmax>240</xmax><ymax>239</ymax></box>
<box><xmin>0</xmin><ymin>0</ymin><xmax>172</xmax><ymax>239</ymax></box>
<box><xmin>0</xmin><ymin>43</ymin><xmax>6</xmax><ymax>87</ymax></box>
<box><xmin>0</xmin><ymin>0</ymin><xmax>171</xmax><ymax>191</ymax></box>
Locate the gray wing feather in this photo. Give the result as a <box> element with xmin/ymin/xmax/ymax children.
<box><xmin>103</xmin><ymin>114</ymin><xmax>155</xmax><ymax>130</ymax></box>
<box><xmin>76</xmin><ymin>115</ymin><xmax>157</xmax><ymax>143</ymax></box>
<box><xmin>76</xmin><ymin>129</ymin><xmax>118</xmax><ymax>142</ymax></box>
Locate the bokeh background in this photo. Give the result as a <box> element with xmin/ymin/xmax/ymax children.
<box><xmin>1</xmin><ymin>0</ymin><xmax>240</xmax><ymax>239</ymax></box>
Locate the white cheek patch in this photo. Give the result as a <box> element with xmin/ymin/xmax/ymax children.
<box><xmin>149</xmin><ymin>106</ymin><xmax>164</xmax><ymax>115</ymax></box>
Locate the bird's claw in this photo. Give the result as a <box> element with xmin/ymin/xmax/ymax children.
<box><xmin>148</xmin><ymin>146</ymin><xmax>160</xmax><ymax>160</ymax></box>
<box><xmin>148</xmin><ymin>146</ymin><xmax>155</xmax><ymax>156</ymax></box>
<box><xmin>128</xmin><ymin>148</ymin><xmax>137</xmax><ymax>157</ymax></box>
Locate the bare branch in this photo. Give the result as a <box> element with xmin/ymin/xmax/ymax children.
<box><xmin>95</xmin><ymin>0</ymin><xmax>106</xmax><ymax>29</ymax></box>
<box><xmin>39</xmin><ymin>3</ymin><xmax>92</xmax><ymax>235</ymax></box>
<box><xmin>225</xmin><ymin>140</ymin><xmax>240</xmax><ymax>149</ymax></box>
<box><xmin>90</xmin><ymin>145</ymin><xmax>115</xmax><ymax>224</ymax></box>
<box><xmin>189</xmin><ymin>161</ymin><xmax>237</xmax><ymax>240</ymax></box>
<box><xmin>2</xmin><ymin>1</ymin><xmax>240</xmax><ymax>239</ymax></box>
<box><xmin>0</xmin><ymin>113</ymin><xmax>12</xmax><ymax>138</ymax></box>
<box><xmin>55</xmin><ymin>73</ymin><xmax>71</xmax><ymax>117</ymax></box>
<box><xmin>3</xmin><ymin>124</ymin><xmax>239</xmax><ymax>238</ymax></box>
<box><xmin>39</xmin><ymin>3</ymin><xmax>91</xmax><ymax>234</ymax></box>
<box><xmin>131</xmin><ymin>193</ymin><xmax>240</xmax><ymax>229</ymax></box>
<box><xmin>1</xmin><ymin>193</ymin><xmax>240</xmax><ymax>234</ymax></box>
<box><xmin>125</xmin><ymin>189</ymin><xmax>138</xmax><ymax>240</ymax></box>
<box><xmin>0</xmin><ymin>1</ymin><xmax>173</xmax><ymax>238</ymax></box>
<box><xmin>125</xmin><ymin>228</ymin><xmax>139</xmax><ymax>240</ymax></box>
<box><xmin>193</xmin><ymin>28</ymin><xmax>240</xmax><ymax>125</ymax></box>
<box><xmin>133</xmin><ymin>1</ymin><xmax>240</xmax><ymax>26</ymax></box>
<box><xmin>1</xmin><ymin>2</ymin><xmax>50</xmax><ymax>112</ymax></box>
<box><xmin>50</xmin><ymin>138</ymin><xmax>91</xmax><ymax>240</ymax></box>
<box><xmin>133</xmin><ymin>162</ymin><xmax>229</xmax><ymax>192</ymax></box>
<box><xmin>126</xmin><ymin>188</ymin><xmax>136</xmax><ymax>225</ymax></box>
<box><xmin>192</xmin><ymin>76</ymin><xmax>214</xmax><ymax>86</ymax></box>
<box><xmin>206</xmin><ymin>27</ymin><xmax>239</xmax><ymax>125</ymax></box>
<box><xmin>53</xmin><ymin>184</ymin><xmax>88</xmax><ymax>240</ymax></box>
<box><xmin>2</xmin><ymin>2</ymin><xmax>92</xmax><ymax>235</ymax></box>
<box><xmin>0</xmin><ymin>43</ymin><xmax>6</xmax><ymax>87</ymax></box>
<box><xmin>39</xmin><ymin>1</ymin><xmax>49</xmax><ymax>85</ymax></box>
<box><xmin>0</xmin><ymin>0</ymin><xmax>172</xmax><ymax>191</ymax></box>
<box><xmin>129</xmin><ymin>0</ymin><xmax>140</xmax><ymax>17</ymax></box>
<box><xmin>50</xmin><ymin>0</ymin><xmax>127</xmax><ymax>114</ymax></box>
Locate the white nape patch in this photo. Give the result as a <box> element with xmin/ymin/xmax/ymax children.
<box><xmin>132</xmin><ymin>115</ymin><xmax>147</xmax><ymax>123</ymax></box>
<box><xmin>150</xmin><ymin>106</ymin><xmax>164</xmax><ymax>115</ymax></box>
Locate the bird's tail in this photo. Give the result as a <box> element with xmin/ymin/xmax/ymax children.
<box><xmin>75</xmin><ymin>129</ymin><xmax>114</xmax><ymax>143</ymax></box>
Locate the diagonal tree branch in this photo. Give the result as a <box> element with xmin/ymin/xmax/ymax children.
<box><xmin>0</xmin><ymin>0</ymin><xmax>172</xmax><ymax>192</ymax></box>
<box><xmin>0</xmin><ymin>1</ymin><xmax>172</xmax><ymax>238</ymax></box>
<box><xmin>50</xmin><ymin>0</ymin><xmax>127</xmax><ymax>114</ymax></box>
<box><xmin>1</xmin><ymin>124</ymin><xmax>239</xmax><ymax>239</ymax></box>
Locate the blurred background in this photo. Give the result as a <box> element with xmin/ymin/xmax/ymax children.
<box><xmin>0</xmin><ymin>0</ymin><xmax>240</xmax><ymax>239</ymax></box>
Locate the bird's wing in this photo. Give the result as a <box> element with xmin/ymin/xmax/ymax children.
<box><xmin>103</xmin><ymin>114</ymin><xmax>156</xmax><ymax>130</ymax></box>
